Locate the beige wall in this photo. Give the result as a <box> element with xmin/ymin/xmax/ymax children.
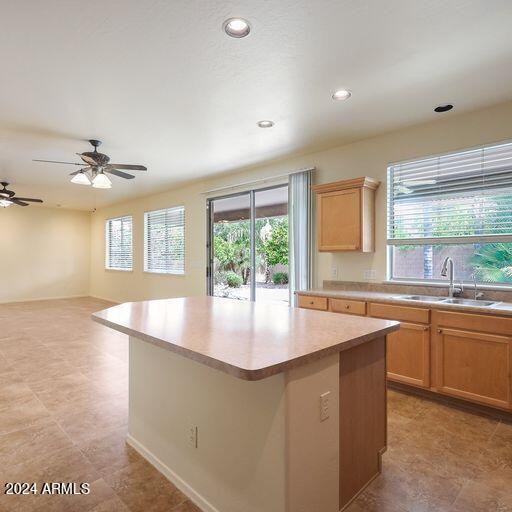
<box><xmin>0</xmin><ymin>206</ymin><xmax>90</xmax><ymax>303</ymax></box>
<box><xmin>89</xmin><ymin>100</ymin><xmax>512</xmax><ymax>303</ymax></box>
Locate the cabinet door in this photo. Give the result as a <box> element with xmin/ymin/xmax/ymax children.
<box><xmin>435</xmin><ymin>328</ymin><xmax>512</xmax><ymax>410</ymax></box>
<box><xmin>387</xmin><ymin>322</ymin><xmax>430</xmax><ymax>388</ymax></box>
<box><xmin>317</xmin><ymin>188</ymin><xmax>361</xmax><ymax>251</ymax></box>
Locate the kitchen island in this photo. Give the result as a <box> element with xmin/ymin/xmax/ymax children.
<box><xmin>92</xmin><ymin>296</ymin><xmax>399</xmax><ymax>512</ymax></box>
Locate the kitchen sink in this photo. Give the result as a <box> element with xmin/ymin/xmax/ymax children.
<box><xmin>394</xmin><ymin>295</ymin><xmax>500</xmax><ymax>308</ymax></box>
<box><xmin>394</xmin><ymin>295</ymin><xmax>446</xmax><ymax>302</ymax></box>
<box><xmin>440</xmin><ymin>298</ymin><xmax>498</xmax><ymax>307</ymax></box>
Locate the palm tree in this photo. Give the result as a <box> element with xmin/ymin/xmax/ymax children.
<box><xmin>471</xmin><ymin>243</ymin><xmax>512</xmax><ymax>283</ymax></box>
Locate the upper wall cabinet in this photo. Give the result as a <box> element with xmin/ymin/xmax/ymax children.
<box><xmin>313</xmin><ymin>177</ymin><xmax>380</xmax><ymax>252</ymax></box>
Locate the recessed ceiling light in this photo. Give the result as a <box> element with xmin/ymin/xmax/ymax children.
<box><xmin>434</xmin><ymin>104</ymin><xmax>453</xmax><ymax>113</ymax></box>
<box><xmin>257</xmin><ymin>120</ymin><xmax>274</xmax><ymax>128</ymax></box>
<box><xmin>332</xmin><ymin>89</ymin><xmax>352</xmax><ymax>101</ymax></box>
<box><xmin>223</xmin><ymin>18</ymin><xmax>251</xmax><ymax>38</ymax></box>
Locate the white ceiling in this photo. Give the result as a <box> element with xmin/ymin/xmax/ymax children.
<box><xmin>1</xmin><ymin>0</ymin><xmax>512</xmax><ymax>210</ymax></box>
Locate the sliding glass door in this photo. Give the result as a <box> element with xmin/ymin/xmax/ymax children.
<box><xmin>207</xmin><ymin>185</ymin><xmax>289</xmax><ymax>304</ymax></box>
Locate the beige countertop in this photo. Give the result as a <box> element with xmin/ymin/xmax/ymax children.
<box><xmin>297</xmin><ymin>289</ymin><xmax>512</xmax><ymax>316</ymax></box>
<box><xmin>92</xmin><ymin>296</ymin><xmax>399</xmax><ymax>381</ymax></box>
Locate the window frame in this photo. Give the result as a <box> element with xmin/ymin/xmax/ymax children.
<box><xmin>143</xmin><ymin>205</ymin><xmax>185</xmax><ymax>275</ymax></box>
<box><xmin>105</xmin><ymin>215</ymin><xmax>133</xmax><ymax>272</ymax></box>
<box><xmin>386</xmin><ymin>140</ymin><xmax>512</xmax><ymax>287</ymax></box>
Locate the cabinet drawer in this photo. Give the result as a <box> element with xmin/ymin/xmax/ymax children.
<box><xmin>297</xmin><ymin>295</ymin><xmax>328</xmax><ymax>311</ymax></box>
<box><xmin>330</xmin><ymin>298</ymin><xmax>366</xmax><ymax>316</ymax></box>
<box><xmin>368</xmin><ymin>302</ymin><xmax>430</xmax><ymax>324</ymax></box>
<box><xmin>433</xmin><ymin>310</ymin><xmax>512</xmax><ymax>336</ymax></box>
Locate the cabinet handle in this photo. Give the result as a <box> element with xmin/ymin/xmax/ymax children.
<box><xmin>345</xmin><ymin>305</ymin><xmax>350</xmax><ymax>309</ymax></box>
<box><xmin>309</xmin><ymin>301</ymin><xmax>314</xmax><ymax>305</ymax></box>
<box><xmin>437</xmin><ymin>329</ymin><xmax>442</xmax><ymax>334</ymax></box>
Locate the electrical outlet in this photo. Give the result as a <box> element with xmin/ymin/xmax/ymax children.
<box><xmin>188</xmin><ymin>425</ymin><xmax>198</xmax><ymax>448</ymax></box>
<box><xmin>319</xmin><ymin>391</ymin><xmax>330</xmax><ymax>422</ymax></box>
<box><xmin>331</xmin><ymin>266</ymin><xmax>338</xmax><ymax>279</ymax></box>
<box><xmin>364</xmin><ymin>269</ymin><xmax>376</xmax><ymax>280</ymax></box>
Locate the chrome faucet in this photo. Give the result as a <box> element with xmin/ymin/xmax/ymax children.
<box><xmin>440</xmin><ymin>257</ymin><xmax>463</xmax><ymax>298</ymax></box>
<box><xmin>472</xmin><ymin>273</ymin><xmax>485</xmax><ymax>300</ymax></box>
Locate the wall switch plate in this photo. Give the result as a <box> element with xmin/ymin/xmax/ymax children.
<box><xmin>331</xmin><ymin>266</ymin><xmax>338</xmax><ymax>279</ymax></box>
<box><xmin>364</xmin><ymin>269</ymin><xmax>376</xmax><ymax>280</ymax></box>
<box><xmin>319</xmin><ymin>391</ymin><xmax>330</xmax><ymax>422</ymax></box>
<box><xmin>188</xmin><ymin>425</ymin><xmax>198</xmax><ymax>448</ymax></box>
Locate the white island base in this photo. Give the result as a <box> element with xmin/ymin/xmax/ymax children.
<box><xmin>127</xmin><ymin>334</ymin><xmax>386</xmax><ymax>512</ymax></box>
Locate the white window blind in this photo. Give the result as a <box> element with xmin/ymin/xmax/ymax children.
<box><xmin>388</xmin><ymin>141</ymin><xmax>512</xmax><ymax>246</ymax></box>
<box><xmin>105</xmin><ymin>216</ymin><xmax>133</xmax><ymax>270</ymax></box>
<box><xmin>144</xmin><ymin>206</ymin><xmax>185</xmax><ymax>274</ymax></box>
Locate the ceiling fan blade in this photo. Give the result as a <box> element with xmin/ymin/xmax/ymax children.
<box><xmin>10</xmin><ymin>198</ymin><xmax>29</xmax><ymax>206</ymax></box>
<box><xmin>78</xmin><ymin>153</ymin><xmax>99</xmax><ymax>166</ymax></box>
<box><xmin>14</xmin><ymin>197</ymin><xmax>43</xmax><ymax>203</ymax></box>
<box><xmin>108</xmin><ymin>164</ymin><xmax>147</xmax><ymax>171</ymax></box>
<box><xmin>105</xmin><ymin>169</ymin><xmax>135</xmax><ymax>179</ymax></box>
<box><xmin>69</xmin><ymin>168</ymin><xmax>90</xmax><ymax>176</ymax></box>
<box><xmin>33</xmin><ymin>159</ymin><xmax>83</xmax><ymax>166</ymax></box>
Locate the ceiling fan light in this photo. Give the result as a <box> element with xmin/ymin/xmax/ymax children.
<box><xmin>92</xmin><ymin>172</ymin><xmax>112</xmax><ymax>189</ymax></box>
<box><xmin>71</xmin><ymin>171</ymin><xmax>92</xmax><ymax>185</ymax></box>
<box><xmin>0</xmin><ymin>199</ymin><xmax>12</xmax><ymax>208</ymax></box>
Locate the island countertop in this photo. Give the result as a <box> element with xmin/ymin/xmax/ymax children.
<box><xmin>92</xmin><ymin>296</ymin><xmax>399</xmax><ymax>380</ymax></box>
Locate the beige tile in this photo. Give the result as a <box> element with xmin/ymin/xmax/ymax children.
<box><xmin>32</xmin><ymin>479</ymin><xmax>120</xmax><ymax>512</ymax></box>
<box><xmin>484</xmin><ymin>421</ymin><xmax>512</xmax><ymax>470</ymax></box>
<box><xmin>0</xmin><ymin>420</ymin><xmax>73</xmax><ymax>468</ymax></box>
<box><xmin>451</xmin><ymin>468</ymin><xmax>512</xmax><ymax>512</ymax></box>
<box><xmin>0</xmin><ymin>394</ymin><xmax>51</xmax><ymax>436</ymax></box>
<box><xmin>55</xmin><ymin>397</ymin><xmax>128</xmax><ymax>445</ymax></box>
<box><xmin>171</xmin><ymin>501</ymin><xmax>203</xmax><ymax>512</ymax></box>
<box><xmin>1</xmin><ymin>447</ymin><xmax>101</xmax><ymax>512</ymax></box>
<box><xmin>105</xmin><ymin>459</ymin><xmax>188</xmax><ymax>512</ymax></box>
<box><xmin>79</xmin><ymin>427</ymin><xmax>140</xmax><ymax>473</ymax></box>
<box><xmin>11</xmin><ymin>358</ymin><xmax>78</xmax><ymax>384</ymax></box>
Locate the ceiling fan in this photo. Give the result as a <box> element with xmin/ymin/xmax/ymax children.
<box><xmin>0</xmin><ymin>182</ymin><xmax>43</xmax><ymax>208</ymax></box>
<box><xmin>33</xmin><ymin>139</ymin><xmax>147</xmax><ymax>189</ymax></box>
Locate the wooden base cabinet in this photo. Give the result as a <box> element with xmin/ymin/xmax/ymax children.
<box><xmin>368</xmin><ymin>303</ymin><xmax>430</xmax><ymax>389</ymax></box>
<box><xmin>433</xmin><ymin>327</ymin><xmax>512</xmax><ymax>410</ymax></box>
<box><xmin>297</xmin><ymin>293</ymin><xmax>512</xmax><ymax>412</ymax></box>
<box><xmin>387</xmin><ymin>323</ymin><xmax>430</xmax><ymax>388</ymax></box>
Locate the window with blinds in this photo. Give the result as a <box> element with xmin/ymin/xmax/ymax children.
<box><xmin>105</xmin><ymin>216</ymin><xmax>133</xmax><ymax>271</ymax></box>
<box><xmin>144</xmin><ymin>206</ymin><xmax>185</xmax><ymax>274</ymax></box>
<box><xmin>387</xmin><ymin>141</ymin><xmax>512</xmax><ymax>285</ymax></box>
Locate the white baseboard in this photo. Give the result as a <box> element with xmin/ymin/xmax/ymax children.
<box><xmin>0</xmin><ymin>294</ymin><xmax>89</xmax><ymax>305</ymax></box>
<box><xmin>89</xmin><ymin>295</ymin><xmax>121</xmax><ymax>304</ymax></box>
<box><xmin>126</xmin><ymin>434</ymin><xmax>220</xmax><ymax>512</ymax></box>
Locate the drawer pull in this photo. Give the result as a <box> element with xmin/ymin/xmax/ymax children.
<box><xmin>309</xmin><ymin>301</ymin><xmax>314</xmax><ymax>305</ymax></box>
<box><xmin>437</xmin><ymin>329</ymin><xmax>443</xmax><ymax>334</ymax></box>
<box><xmin>345</xmin><ymin>305</ymin><xmax>350</xmax><ymax>309</ymax></box>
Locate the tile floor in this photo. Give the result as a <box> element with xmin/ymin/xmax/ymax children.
<box><xmin>0</xmin><ymin>297</ymin><xmax>510</xmax><ymax>511</ymax></box>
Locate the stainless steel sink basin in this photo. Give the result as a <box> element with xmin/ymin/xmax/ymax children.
<box><xmin>394</xmin><ymin>295</ymin><xmax>446</xmax><ymax>302</ymax></box>
<box><xmin>440</xmin><ymin>298</ymin><xmax>498</xmax><ymax>307</ymax></box>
